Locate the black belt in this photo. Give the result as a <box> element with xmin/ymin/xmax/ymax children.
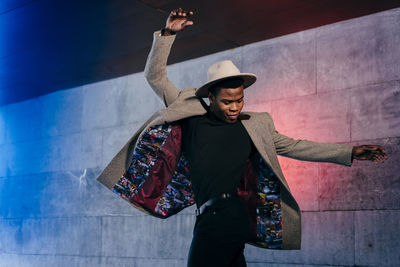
<box><xmin>195</xmin><ymin>192</ymin><xmax>236</xmax><ymax>217</ymax></box>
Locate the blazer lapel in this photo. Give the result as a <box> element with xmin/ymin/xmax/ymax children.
<box><xmin>240</xmin><ymin>112</ymin><xmax>291</xmax><ymax>192</ymax></box>
<box><xmin>240</xmin><ymin>112</ymin><xmax>274</xmax><ymax>169</ymax></box>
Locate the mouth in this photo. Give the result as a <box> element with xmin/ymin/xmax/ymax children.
<box><xmin>227</xmin><ymin>114</ymin><xmax>239</xmax><ymax>120</ymax></box>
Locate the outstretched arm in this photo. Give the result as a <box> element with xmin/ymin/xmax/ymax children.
<box><xmin>265</xmin><ymin>113</ymin><xmax>354</xmax><ymax>166</ymax></box>
<box><xmin>266</xmin><ymin>113</ymin><xmax>389</xmax><ymax>165</ymax></box>
<box><xmin>144</xmin><ymin>8</ymin><xmax>194</xmax><ymax>107</ymax></box>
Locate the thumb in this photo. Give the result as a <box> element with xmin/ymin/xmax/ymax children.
<box><xmin>182</xmin><ymin>20</ymin><xmax>194</xmax><ymax>28</ymax></box>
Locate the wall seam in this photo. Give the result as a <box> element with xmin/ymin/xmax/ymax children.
<box><xmin>353</xmin><ymin>210</ymin><xmax>356</xmax><ymax>266</ymax></box>
<box><xmin>314</xmin><ymin>28</ymin><xmax>318</xmax><ymax>95</ymax></box>
<box><xmin>349</xmin><ymin>87</ymin><xmax>352</xmax><ymax>142</ymax></box>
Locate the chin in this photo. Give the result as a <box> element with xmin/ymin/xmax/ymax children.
<box><xmin>225</xmin><ymin>118</ymin><xmax>237</xmax><ymax>123</ymax></box>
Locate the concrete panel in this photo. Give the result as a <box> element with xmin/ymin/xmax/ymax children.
<box><xmin>5</xmin><ymin>130</ymin><xmax>104</xmax><ymax>176</ymax></box>
<box><xmin>60</xmin><ymin>133</ymin><xmax>84</xmax><ymax>172</ymax></box>
<box><xmin>79</xmin><ymin>129</ymin><xmax>103</xmax><ymax>170</ymax></box>
<box><xmin>6</xmin><ymin>137</ymin><xmax>63</xmax><ymax>176</ymax></box>
<box><xmin>0</xmin><ymin>218</ymin><xmax>24</xmax><ymax>253</ymax></box>
<box><xmin>278</xmin><ymin>157</ymin><xmax>319</xmax><ymax>211</ymax></box>
<box><xmin>316</xmin><ymin>8</ymin><xmax>400</xmax><ymax>92</ymax></box>
<box><xmin>0</xmin><ymin>168</ymin><xmax>152</xmax><ymax>219</ymax></box>
<box><xmin>242</xmin><ymin>99</ymin><xmax>273</xmax><ymax>115</ymax></box>
<box><xmin>0</xmin><ymin>216</ymin><xmax>102</xmax><ymax>255</ymax></box>
<box><xmin>81</xmin><ymin>77</ymin><xmax>128</xmax><ymax>130</ymax></box>
<box><xmin>101</xmin><ymin>257</ymin><xmax>186</xmax><ymax>267</ymax></box>
<box><xmin>355</xmin><ymin>210</ymin><xmax>400</xmax><ymax>267</ymax></box>
<box><xmin>101</xmin><ymin>122</ymin><xmax>142</xmax><ymax>169</ymax></box>
<box><xmin>242</xmin><ymin>30</ymin><xmax>316</xmax><ymax>105</ymax></box>
<box><xmin>61</xmin><ymin>130</ymin><xmax>103</xmax><ymax>172</ymax></box>
<box><xmin>351</xmin><ymin>80</ymin><xmax>400</xmax><ymax>141</ymax></box>
<box><xmin>0</xmin><ymin>106</ymin><xmax>6</xmax><ymax>145</ymax></box>
<box><xmin>40</xmin><ymin>86</ymin><xmax>83</xmax><ymax>138</ymax></box>
<box><xmin>320</xmin><ymin>137</ymin><xmax>400</xmax><ymax>211</ymax></box>
<box><xmin>5</xmin><ymin>98</ymin><xmax>42</xmax><ymax>144</ymax></box>
<box><xmin>245</xmin><ymin>211</ymin><xmax>354</xmax><ymax>266</ymax></box>
<box><xmin>81</xmin><ymin>74</ymin><xmax>163</xmax><ymax>131</ymax></box>
<box><xmin>121</xmin><ymin>73</ymin><xmax>165</xmax><ymax>123</ymax></box>
<box><xmin>167</xmin><ymin>46</ymin><xmax>243</xmax><ymax>92</ymax></box>
<box><xmin>0</xmin><ymin>253</ymin><xmax>102</xmax><ymax>267</ymax></box>
<box><xmin>0</xmin><ymin>144</ymin><xmax>7</xmax><ymax>177</ymax></box>
<box><xmin>60</xmin><ymin>129</ymin><xmax>103</xmax><ymax>172</ymax></box>
<box><xmin>270</xmin><ymin>90</ymin><xmax>351</xmax><ymax>143</ymax></box>
<box><xmin>101</xmin><ymin>214</ymin><xmax>195</xmax><ymax>259</ymax></box>
<box><xmin>7</xmin><ymin>133</ymin><xmax>85</xmax><ymax>176</ymax></box>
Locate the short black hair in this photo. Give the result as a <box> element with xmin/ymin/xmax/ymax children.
<box><xmin>209</xmin><ymin>77</ymin><xmax>244</xmax><ymax>97</ymax></box>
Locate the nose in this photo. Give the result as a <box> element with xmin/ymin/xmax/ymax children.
<box><xmin>229</xmin><ymin>102</ymin><xmax>239</xmax><ymax>112</ymax></box>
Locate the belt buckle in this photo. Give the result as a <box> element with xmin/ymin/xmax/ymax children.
<box><xmin>222</xmin><ymin>193</ymin><xmax>230</xmax><ymax>199</ymax></box>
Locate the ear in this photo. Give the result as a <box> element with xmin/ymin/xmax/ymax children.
<box><xmin>208</xmin><ymin>91</ymin><xmax>215</xmax><ymax>105</ymax></box>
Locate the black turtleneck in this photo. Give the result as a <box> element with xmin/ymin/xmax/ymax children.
<box><xmin>181</xmin><ymin>111</ymin><xmax>253</xmax><ymax>207</ymax></box>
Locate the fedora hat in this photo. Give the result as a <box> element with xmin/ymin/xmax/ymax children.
<box><xmin>195</xmin><ymin>60</ymin><xmax>257</xmax><ymax>97</ymax></box>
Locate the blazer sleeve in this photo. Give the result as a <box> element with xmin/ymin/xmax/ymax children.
<box><xmin>144</xmin><ymin>30</ymin><xmax>180</xmax><ymax>107</ymax></box>
<box><xmin>265</xmin><ymin>113</ymin><xmax>354</xmax><ymax>166</ymax></box>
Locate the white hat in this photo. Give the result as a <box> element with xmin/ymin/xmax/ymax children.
<box><xmin>195</xmin><ymin>60</ymin><xmax>257</xmax><ymax>97</ymax></box>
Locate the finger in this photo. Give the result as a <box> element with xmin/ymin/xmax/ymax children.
<box><xmin>378</xmin><ymin>147</ymin><xmax>388</xmax><ymax>158</ymax></box>
<box><xmin>375</xmin><ymin>154</ymin><xmax>384</xmax><ymax>163</ymax></box>
<box><xmin>373</xmin><ymin>149</ymin><xmax>387</xmax><ymax>160</ymax></box>
<box><xmin>374</xmin><ymin>153</ymin><xmax>385</xmax><ymax>163</ymax></box>
<box><xmin>182</xmin><ymin>9</ymin><xmax>193</xmax><ymax>15</ymax></box>
<box><xmin>377</xmin><ymin>152</ymin><xmax>387</xmax><ymax>160</ymax></box>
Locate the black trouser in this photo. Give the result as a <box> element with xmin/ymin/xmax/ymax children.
<box><xmin>187</xmin><ymin>196</ymin><xmax>251</xmax><ymax>267</ymax></box>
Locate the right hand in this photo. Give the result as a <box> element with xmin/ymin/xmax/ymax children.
<box><xmin>165</xmin><ymin>8</ymin><xmax>194</xmax><ymax>33</ymax></box>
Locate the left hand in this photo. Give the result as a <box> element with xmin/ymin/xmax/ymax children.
<box><xmin>352</xmin><ymin>145</ymin><xmax>388</xmax><ymax>164</ymax></box>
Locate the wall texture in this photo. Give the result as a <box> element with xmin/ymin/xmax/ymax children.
<box><xmin>1</xmin><ymin>7</ymin><xmax>399</xmax><ymax>267</ymax></box>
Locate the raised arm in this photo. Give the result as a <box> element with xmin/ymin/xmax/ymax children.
<box><xmin>144</xmin><ymin>8</ymin><xmax>194</xmax><ymax>107</ymax></box>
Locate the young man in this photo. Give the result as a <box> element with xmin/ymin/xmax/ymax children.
<box><xmin>97</xmin><ymin>8</ymin><xmax>388</xmax><ymax>267</ymax></box>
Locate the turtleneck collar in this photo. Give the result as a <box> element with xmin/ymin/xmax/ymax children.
<box><xmin>206</xmin><ymin>110</ymin><xmax>240</xmax><ymax>124</ymax></box>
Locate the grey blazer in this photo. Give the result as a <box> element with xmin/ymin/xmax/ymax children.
<box><xmin>96</xmin><ymin>30</ymin><xmax>354</xmax><ymax>250</ymax></box>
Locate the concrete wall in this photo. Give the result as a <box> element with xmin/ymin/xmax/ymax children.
<box><xmin>1</xmin><ymin>7</ymin><xmax>399</xmax><ymax>267</ymax></box>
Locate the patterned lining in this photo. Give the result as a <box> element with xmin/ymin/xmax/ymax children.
<box><xmin>112</xmin><ymin>124</ymin><xmax>171</xmax><ymax>203</ymax></box>
<box><xmin>155</xmin><ymin>153</ymin><xmax>195</xmax><ymax>216</ymax></box>
<box><xmin>255</xmin><ymin>158</ymin><xmax>283</xmax><ymax>249</ymax></box>
<box><xmin>112</xmin><ymin>123</ymin><xmax>195</xmax><ymax>217</ymax></box>
<box><xmin>112</xmin><ymin>122</ymin><xmax>282</xmax><ymax>248</ymax></box>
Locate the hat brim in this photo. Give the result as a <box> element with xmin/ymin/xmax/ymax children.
<box><xmin>195</xmin><ymin>73</ymin><xmax>257</xmax><ymax>98</ymax></box>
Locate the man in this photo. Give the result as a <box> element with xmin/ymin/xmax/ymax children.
<box><xmin>96</xmin><ymin>8</ymin><xmax>388</xmax><ymax>267</ymax></box>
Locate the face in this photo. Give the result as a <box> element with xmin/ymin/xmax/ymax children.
<box><xmin>208</xmin><ymin>85</ymin><xmax>244</xmax><ymax>123</ymax></box>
